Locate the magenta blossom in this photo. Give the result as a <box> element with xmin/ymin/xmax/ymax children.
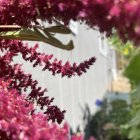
<box><xmin>0</xmin><ymin>79</ymin><xmax>70</xmax><ymax>140</ymax></box>
<box><xmin>0</xmin><ymin>79</ymin><xmax>96</xmax><ymax>140</ymax></box>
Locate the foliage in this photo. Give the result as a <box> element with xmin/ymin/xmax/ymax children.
<box><xmin>108</xmin><ymin>99</ymin><xmax>131</xmax><ymax>126</ymax></box>
<box><xmin>111</xmin><ymin>32</ymin><xmax>140</xmax><ymax>140</ymax></box>
<box><xmin>109</xmin><ymin>33</ymin><xmax>134</xmax><ymax>56</ymax></box>
<box><xmin>109</xmin><ymin>32</ymin><xmax>140</xmax><ymax>140</ymax></box>
<box><xmin>126</xmin><ymin>87</ymin><xmax>140</xmax><ymax>140</ymax></box>
<box><xmin>109</xmin><ymin>31</ymin><xmax>140</xmax><ymax>140</ymax></box>
<box><xmin>84</xmin><ymin>99</ymin><xmax>131</xmax><ymax>140</ymax></box>
<box><xmin>124</xmin><ymin>53</ymin><xmax>140</xmax><ymax>87</ymax></box>
<box><xmin>123</xmin><ymin>61</ymin><xmax>140</xmax><ymax>140</ymax></box>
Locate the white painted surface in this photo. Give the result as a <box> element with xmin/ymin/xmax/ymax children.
<box><xmin>14</xmin><ymin>23</ymin><xmax>116</xmax><ymax>132</ymax></box>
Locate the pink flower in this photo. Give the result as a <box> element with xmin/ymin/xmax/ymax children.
<box><xmin>58</xmin><ymin>3</ymin><xmax>67</xmax><ymax>12</ymax></box>
<box><xmin>71</xmin><ymin>134</ymin><xmax>84</xmax><ymax>140</ymax></box>
<box><xmin>110</xmin><ymin>5</ymin><xmax>120</xmax><ymax>17</ymax></box>
<box><xmin>89</xmin><ymin>136</ymin><xmax>97</xmax><ymax>140</ymax></box>
<box><xmin>0</xmin><ymin>79</ymin><xmax>70</xmax><ymax>140</ymax></box>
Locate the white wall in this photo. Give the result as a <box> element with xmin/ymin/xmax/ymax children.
<box><xmin>14</xmin><ymin>23</ymin><xmax>116</xmax><ymax>132</ymax></box>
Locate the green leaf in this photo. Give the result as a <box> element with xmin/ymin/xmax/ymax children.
<box><xmin>42</xmin><ymin>28</ymin><xmax>74</xmax><ymax>50</ymax></box>
<box><xmin>0</xmin><ymin>28</ymin><xmax>74</xmax><ymax>51</ymax></box>
<box><xmin>129</xmin><ymin>110</ymin><xmax>140</xmax><ymax>127</ymax></box>
<box><xmin>129</xmin><ymin>127</ymin><xmax>140</xmax><ymax>140</ymax></box>
<box><xmin>124</xmin><ymin>53</ymin><xmax>140</xmax><ymax>86</ymax></box>
<box><xmin>44</xmin><ymin>25</ymin><xmax>72</xmax><ymax>34</ymax></box>
<box><xmin>109</xmin><ymin>33</ymin><xmax>134</xmax><ymax>56</ymax></box>
<box><xmin>131</xmin><ymin>86</ymin><xmax>140</xmax><ymax>101</ymax></box>
<box><xmin>0</xmin><ymin>29</ymin><xmax>40</xmax><ymax>41</ymax></box>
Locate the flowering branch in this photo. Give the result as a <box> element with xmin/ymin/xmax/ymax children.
<box><xmin>0</xmin><ymin>39</ymin><xmax>95</xmax><ymax>124</ymax></box>
<box><xmin>0</xmin><ymin>1</ymin><xmax>98</xmax><ymax>139</ymax></box>
<box><xmin>0</xmin><ymin>79</ymin><xmax>68</xmax><ymax>139</ymax></box>
<box><xmin>0</xmin><ymin>0</ymin><xmax>140</xmax><ymax>45</ymax></box>
<box><xmin>0</xmin><ymin>40</ymin><xmax>96</xmax><ymax>77</ymax></box>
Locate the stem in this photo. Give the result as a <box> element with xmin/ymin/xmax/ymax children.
<box><xmin>0</xmin><ymin>25</ymin><xmax>44</xmax><ymax>30</ymax></box>
<box><xmin>0</xmin><ymin>25</ymin><xmax>21</xmax><ymax>29</ymax></box>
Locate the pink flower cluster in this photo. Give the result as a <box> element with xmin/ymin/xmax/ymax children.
<box><xmin>0</xmin><ymin>40</ymin><xmax>64</xmax><ymax>124</ymax></box>
<box><xmin>0</xmin><ymin>40</ymin><xmax>96</xmax><ymax>77</ymax></box>
<box><xmin>0</xmin><ymin>79</ymin><xmax>84</xmax><ymax>140</ymax></box>
<box><xmin>0</xmin><ymin>39</ymin><xmax>95</xmax><ymax>124</ymax></box>
<box><xmin>0</xmin><ymin>79</ymin><xmax>97</xmax><ymax>140</ymax></box>
<box><xmin>1</xmin><ymin>0</ymin><xmax>140</xmax><ymax>45</ymax></box>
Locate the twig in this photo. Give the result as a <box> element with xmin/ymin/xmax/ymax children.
<box><xmin>0</xmin><ymin>25</ymin><xmax>44</xmax><ymax>30</ymax></box>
